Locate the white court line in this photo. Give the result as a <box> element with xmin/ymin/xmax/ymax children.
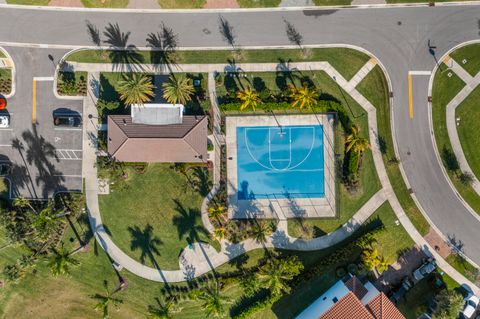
<box><xmin>33</xmin><ymin>76</ymin><xmax>54</xmax><ymax>81</ymax></box>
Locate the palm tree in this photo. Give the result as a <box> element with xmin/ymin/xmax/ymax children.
<box><xmin>288</xmin><ymin>84</ymin><xmax>318</xmax><ymax>109</ymax></box>
<box><xmin>93</xmin><ymin>280</ymin><xmax>123</xmax><ymax>319</ymax></box>
<box><xmin>237</xmin><ymin>87</ymin><xmax>261</xmax><ymax>111</ymax></box>
<box><xmin>117</xmin><ymin>73</ymin><xmax>155</xmax><ymax>106</ymax></box>
<box><xmin>162</xmin><ymin>74</ymin><xmax>195</xmax><ymax>105</ymax></box>
<box><xmin>47</xmin><ymin>243</ymin><xmax>79</xmax><ymax>276</ymax></box>
<box><xmin>345</xmin><ymin>125</ymin><xmax>370</xmax><ymax>154</ymax></box>
<box><xmin>12</xmin><ymin>196</ymin><xmax>37</xmax><ymax>214</ymax></box>
<box><xmin>251</xmin><ymin>222</ymin><xmax>268</xmax><ymax>245</ymax></box>
<box><xmin>33</xmin><ymin>206</ymin><xmax>58</xmax><ymax>239</ymax></box>
<box><xmin>198</xmin><ymin>283</ymin><xmax>231</xmax><ymax>318</ymax></box>
<box><xmin>147</xmin><ymin>296</ymin><xmax>180</xmax><ymax>319</ymax></box>
<box><xmin>361</xmin><ymin>247</ymin><xmax>389</xmax><ymax>275</ymax></box>
<box><xmin>257</xmin><ymin>257</ymin><xmax>303</xmax><ymax>296</ymax></box>
<box><xmin>213</xmin><ymin>227</ymin><xmax>226</xmax><ymax>241</ymax></box>
<box><xmin>208</xmin><ymin>205</ymin><xmax>226</xmax><ymax>225</ymax></box>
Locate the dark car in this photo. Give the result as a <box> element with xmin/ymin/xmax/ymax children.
<box><xmin>53</xmin><ymin>115</ymin><xmax>82</xmax><ymax>127</ymax></box>
<box><xmin>390</xmin><ymin>276</ymin><xmax>413</xmax><ymax>304</ymax></box>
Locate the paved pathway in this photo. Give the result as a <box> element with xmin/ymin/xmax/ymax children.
<box><xmin>444</xmin><ymin>56</ymin><xmax>480</xmax><ymax>196</ymax></box>
<box><xmin>127</xmin><ymin>0</ymin><xmax>161</xmax><ymax>8</ymax></box>
<box><xmin>279</xmin><ymin>0</ymin><xmax>314</xmax><ymax>7</ymax></box>
<box><xmin>204</xmin><ymin>0</ymin><xmax>239</xmax><ymax>8</ymax></box>
<box><xmin>80</xmin><ymin>59</ymin><xmax>480</xmax><ymax>293</ymax></box>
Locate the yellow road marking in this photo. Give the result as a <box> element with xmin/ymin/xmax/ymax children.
<box><xmin>32</xmin><ymin>80</ymin><xmax>36</xmax><ymax>124</ymax></box>
<box><xmin>408</xmin><ymin>73</ymin><xmax>413</xmax><ymax>119</ymax></box>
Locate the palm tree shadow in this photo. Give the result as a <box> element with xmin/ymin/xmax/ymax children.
<box><xmin>128</xmin><ymin>224</ymin><xmax>172</xmax><ymax>289</ymax></box>
<box><xmin>172</xmin><ymin>199</ymin><xmax>217</xmax><ymax>275</ymax></box>
<box><xmin>146</xmin><ymin>23</ymin><xmax>179</xmax><ymax>74</ymax></box>
<box><xmin>103</xmin><ymin>22</ymin><xmax>144</xmax><ymax>72</ymax></box>
<box><xmin>21</xmin><ymin>125</ymin><xmax>65</xmax><ymax>198</ymax></box>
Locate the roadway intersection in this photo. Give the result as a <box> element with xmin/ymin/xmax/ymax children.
<box><xmin>1</xmin><ymin>4</ymin><xmax>480</xmax><ymax>265</ymax></box>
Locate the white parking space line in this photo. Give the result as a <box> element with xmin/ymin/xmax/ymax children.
<box><xmin>53</xmin><ymin>174</ymin><xmax>83</xmax><ymax>178</ymax></box>
<box><xmin>0</xmin><ymin>144</ymin><xmax>12</xmax><ymax>147</ymax></box>
<box><xmin>0</xmin><ymin>129</ymin><xmax>13</xmax><ymax>131</ymax></box>
<box><xmin>54</xmin><ymin>128</ymin><xmax>83</xmax><ymax>131</ymax></box>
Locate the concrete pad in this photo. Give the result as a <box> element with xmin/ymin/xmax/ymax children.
<box><xmin>49</xmin><ymin>0</ymin><xmax>83</xmax><ymax>7</ymax></box>
<box><xmin>226</xmin><ymin>114</ymin><xmax>336</xmax><ymax>220</ymax></box>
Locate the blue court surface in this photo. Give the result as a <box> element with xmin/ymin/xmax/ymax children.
<box><xmin>236</xmin><ymin>125</ymin><xmax>325</xmax><ymax>200</ymax></box>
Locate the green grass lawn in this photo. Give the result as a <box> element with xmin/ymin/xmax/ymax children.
<box><xmin>81</xmin><ymin>0</ymin><xmax>128</xmax><ymax>7</ymax></box>
<box><xmin>456</xmin><ymin>86</ymin><xmax>480</xmax><ymax>180</ymax></box>
<box><xmin>446</xmin><ymin>254</ymin><xmax>479</xmax><ymax>284</ymax></box>
<box><xmin>0</xmin><ymin>50</ymin><xmax>6</xmax><ymax>58</ymax></box>
<box><xmin>99</xmin><ymin>164</ymin><xmax>215</xmax><ymax>270</ymax></box>
<box><xmin>158</xmin><ymin>0</ymin><xmax>205</xmax><ymax>8</ymax></box>
<box><xmin>218</xmin><ymin>70</ymin><xmax>383</xmax><ymax>238</ymax></box>
<box><xmin>66</xmin><ymin>48</ymin><xmax>369</xmax><ymax>81</ymax></box>
<box><xmin>0</xmin><ymin>193</ymin><xmax>416</xmax><ymax>318</ymax></box>
<box><xmin>6</xmin><ymin>0</ymin><xmax>49</xmax><ymax>4</ymax></box>
<box><xmin>450</xmin><ymin>43</ymin><xmax>480</xmax><ymax>77</ymax></box>
<box><xmin>238</xmin><ymin>0</ymin><xmax>280</xmax><ymax>7</ymax></box>
<box><xmin>431</xmin><ymin>64</ymin><xmax>480</xmax><ymax>215</ymax></box>
<box><xmin>357</xmin><ymin>65</ymin><xmax>431</xmax><ymax>236</ymax></box>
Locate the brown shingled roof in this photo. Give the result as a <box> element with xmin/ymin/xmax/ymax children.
<box><xmin>109</xmin><ymin>115</ymin><xmax>206</xmax><ymax>139</ymax></box>
<box><xmin>344</xmin><ymin>276</ymin><xmax>368</xmax><ymax>301</ymax></box>
<box><xmin>367</xmin><ymin>292</ymin><xmax>406</xmax><ymax>319</ymax></box>
<box><xmin>319</xmin><ymin>292</ymin><xmax>375</xmax><ymax>319</ymax></box>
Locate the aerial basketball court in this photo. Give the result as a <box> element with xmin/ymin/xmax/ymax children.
<box><xmin>226</xmin><ymin>114</ymin><xmax>336</xmax><ymax>220</ymax></box>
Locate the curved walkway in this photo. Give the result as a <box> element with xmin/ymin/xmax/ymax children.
<box><xmin>444</xmin><ymin>55</ymin><xmax>480</xmax><ymax>195</ymax></box>
<box><xmin>81</xmin><ymin>58</ymin><xmax>480</xmax><ymax>293</ymax></box>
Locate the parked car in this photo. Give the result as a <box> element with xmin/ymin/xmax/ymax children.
<box><xmin>53</xmin><ymin>115</ymin><xmax>81</xmax><ymax>127</ymax></box>
<box><xmin>390</xmin><ymin>276</ymin><xmax>413</xmax><ymax>304</ymax></box>
<box><xmin>0</xmin><ymin>115</ymin><xmax>9</xmax><ymax>128</ymax></box>
<box><xmin>413</xmin><ymin>259</ymin><xmax>437</xmax><ymax>282</ymax></box>
<box><xmin>461</xmin><ymin>295</ymin><xmax>479</xmax><ymax>319</ymax></box>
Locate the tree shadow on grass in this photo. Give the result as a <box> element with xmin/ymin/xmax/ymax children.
<box><xmin>103</xmin><ymin>22</ymin><xmax>144</xmax><ymax>72</ymax></box>
<box><xmin>191</xmin><ymin>166</ymin><xmax>211</xmax><ymax>197</ymax></box>
<box><xmin>128</xmin><ymin>224</ymin><xmax>172</xmax><ymax>289</ymax></box>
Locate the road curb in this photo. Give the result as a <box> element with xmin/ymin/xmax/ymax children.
<box><xmin>0</xmin><ymin>1</ymin><xmax>479</xmax><ymax>13</ymax></box>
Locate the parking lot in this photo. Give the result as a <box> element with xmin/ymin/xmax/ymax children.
<box><xmin>0</xmin><ymin>48</ymin><xmax>84</xmax><ymax>199</ymax></box>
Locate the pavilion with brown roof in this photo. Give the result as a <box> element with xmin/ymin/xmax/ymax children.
<box><xmin>107</xmin><ymin>104</ymin><xmax>208</xmax><ymax>163</ymax></box>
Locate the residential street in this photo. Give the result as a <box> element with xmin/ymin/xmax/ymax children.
<box><xmin>1</xmin><ymin>4</ymin><xmax>480</xmax><ymax>266</ymax></box>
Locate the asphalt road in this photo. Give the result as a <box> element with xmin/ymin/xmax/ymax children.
<box><xmin>0</xmin><ymin>5</ymin><xmax>480</xmax><ymax>263</ymax></box>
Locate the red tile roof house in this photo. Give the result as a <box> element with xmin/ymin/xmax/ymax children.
<box><xmin>296</xmin><ymin>275</ymin><xmax>406</xmax><ymax>319</ymax></box>
<box><xmin>107</xmin><ymin>104</ymin><xmax>208</xmax><ymax>163</ymax></box>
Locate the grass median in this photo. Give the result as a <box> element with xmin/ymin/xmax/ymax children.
<box><xmin>65</xmin><ymin>48</ymin><xmax>370</xmax><ymax>81</ymax></box>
